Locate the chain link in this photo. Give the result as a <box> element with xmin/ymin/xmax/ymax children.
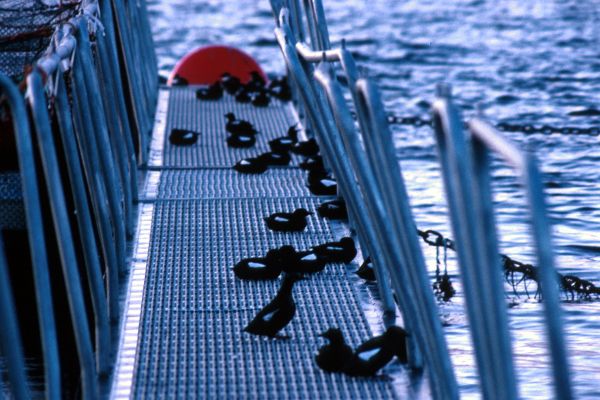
<box><xmin>385</xmin><ymin>113</ymin><xmax>599</xmax><ymax>136</ymax></box>
<box><xmin>416</xmin><ymin>229</ymin><xmax>600</xmax><ymax>301</ymax></box>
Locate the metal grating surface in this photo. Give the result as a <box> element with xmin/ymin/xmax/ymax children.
<box><xmin>163</xmin><ymin>88</ymin><xmax>304</xmax><ymax>168</ymax></box>
<box><xmin>0</xmin><ymin>172</ymin><xmax>25</xmax><ymax>229</ymax></box>
<box><xmin>133</xmin><ymin>199</ymin><xmax>397</xmax><ymax>399</ymax></box>
<box><xmin>154</xmin><ymin>169</ymin><xmax>316</xmax><ymax>200</ymax></box>
<box><xmin>128</xmin><ymin>86</ymin><xmax>398</xmax><ymax>399</ymax></box>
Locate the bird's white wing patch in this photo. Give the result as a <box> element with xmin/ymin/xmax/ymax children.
<box><xmin>357</xmin><ymin>348</ymin><xmax>379</xmax><ymax>361</ymax></box>
<box><xmin>261</xmin><ymin>310</ymin><xmax>278</xmax><ymax>322</ymax></box>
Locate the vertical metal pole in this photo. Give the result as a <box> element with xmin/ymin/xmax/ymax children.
<box><xmin>54</xmin><ymin>72</ymin><xmax>112</xmax><ymax>377</ymax></box>
<box><xmin>0</xmin><ymin>236</ymin><xmax>31</xmax><ymax>399</ymax></box>
<box><xmin>275</xmin><ymin>26</ymin><xmax>397</xmax><ymax>314</ymax></box>
<box><xmin>523</xmin><ymin>158</ymin><xmax>573</xmax><ymax>400</ymax></box>
<box><xmin>355</xmin><ymin>78</ymin><xmax>459</xmax><ymax>398</ymax></box>
<box><xmin>0</xmin><ymin>73</ymin><xmax>61</xmax><ymax>400</ymax></box>
<box><xmin>432</xmin><ymin>90</ymin><xmax>517</xmax><ymax>399</ymax></box>
<box><xmin>27</xmin><ymin>70</ymin><xmax>99</xmax><ymax>400</ymax></box>
<box><xmin>76</xmin><ymin>22</ymin><xmax>128</xmax><ymax>278</ymax></box>
<box><xmin>71</xmin><ymin>53</ymin><xmax>121</xmax><ymax>328</ymax></box>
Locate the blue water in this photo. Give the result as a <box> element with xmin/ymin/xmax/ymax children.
<box><xmin>148</xmin><ymin>0</ymin><xmax>600</xmax><ymax>398</ymax></box>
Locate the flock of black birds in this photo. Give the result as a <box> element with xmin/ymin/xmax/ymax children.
<box><xmin>171</xmin><ymin>71</ymin><xmax>409</xmax><ymax>377</ymax></box>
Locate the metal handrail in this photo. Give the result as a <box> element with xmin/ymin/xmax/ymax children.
<box><xmin>71</xmin><ymin>46</ymin><xmax>122</xmax><ymax>329</ymax></box>
<box><xmin>311</xmin><ymin>48</ymin><xmax>459</xmax><ymax>396</ymax></box>
<box><xmin>354</xmin><ymin>77</ymin><xmax>459</xmax><ymax>399</ymax></box>
<box><xmin>314</xmin><ymin>64</ymin><xmax>405</xmax><ymax>320</ymax></box>
<box><xmin>27</xmin><ymin>69</ymin><xmax>99</xmax><ymax>399</ymax></box>
<box><xmin>75</xmin><ymin>21</ymin><xmax>128</xmax><ymax>278</ymax></box>
<box><xmin>275</xmin><ymin>13</ymin><xmax>396</xmax><ymax>314</ymax></box>
<box><xmin>53</xmin><ymin>70</ymin><xmax>112</xmax><ymax>377</ymax></box>
<box><xmin>467</xmin><ymin>118</ymin><xmax>573</xmax><ymax>400</ymax></box>
<box><xmin>432</xmin><ymin>89</ymin><xmax>518</xmax><ymax>400</ymax></box>
<box><xmin>0</xmin><ymin>1</ymin><xmax>157</xmax><ymax>396</ymax></box>
<box><xmin>0</xmin><ymin>223</ymin><xmax>31</xmax><ymax>399</ymax></box>
<box><xmin>432</xmin><ymin>87</ymin><xmax>573</xmax><ymax>399</ymax></box>
<box><xmin>0</xmin><ymin>73</ymin><xmax>62</xmax><ymax>400</ymax></box>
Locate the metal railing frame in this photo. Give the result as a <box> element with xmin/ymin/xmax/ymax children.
<box><xmin>0</xmin><ymin>73</ymin><xmax>62</xmax><ymax>400</ymax></box>
<box><xmin>52</xmin><ymin>69</ymin><xmax>112</xmax><ymax>377</ymax></box>
<box><xmin>0</xmin><ymin>210</ymin><xmax>31</xmax><ymax>400</ymax></box>
<box><xmin>314</xmin><ymin>59</ymin><xmax>459</xmax><ymax>399</ymax></box>
<box><xmin>274</xmin><ymin>15</ymin><xmax>397</xmax><ymax>315</ymax></box>
<box><xmin>355</xmin><ymin>77</ymin><xmax>460</xmax><ymax>399</ymax></box>
<box><xmin>27</xmin><ymin>69</ymin><xmax>99</xmax><ymax>399</ymax></box>
<box><xmin>75</xmin><ymin>21</ymin><xmax>129</xmax><ymax>279</ymax></box>
<box><xmin>0</xmin><ymin>1</ymin><xmax>158</xmax><ymax>397</ymax></box>
<box><xmin>70</xmin><ymin>46</ymin><xmax>122</xmax><ymax>329</ymax></box>
<box><xmin>275</xmin><ymin>10</ymin><xmax>459</xmax><ymax>397</ymax></box>
<box><xmin>432</xmin><ymin>87</ymin><xmax>572</xmax><ymax>399</ymax></box>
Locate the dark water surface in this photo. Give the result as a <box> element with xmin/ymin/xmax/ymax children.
<box><xmin>148</xmin><ymin>1</ymin><xmax>600</xmax><ymax>398</ymax></box>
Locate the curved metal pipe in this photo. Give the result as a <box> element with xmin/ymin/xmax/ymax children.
<box><xmin>0</xmin><ymin>73</ymin><xmax>62</xmax><ymax>400</ymax></box>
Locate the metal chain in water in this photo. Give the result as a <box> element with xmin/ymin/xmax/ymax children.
<box><xmin>431</xmin><ymin>235</ymin><xmax>456</xmax><ymax>302</ymax></box>
<box><xmin>417</xmin><ymin>229</ymin><xmax>600</xmax><ymax>301</ymax></box>
<box><xmin>385</xmin><ymin>114</ymin><xmax>600</xmax><ymax>136</ymax></box>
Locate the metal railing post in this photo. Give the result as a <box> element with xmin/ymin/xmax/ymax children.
<box><xmin>432</xmin><ymin>89</ymin><xmax>517</xmax><ymax>400</ymax></box>
<box><xmin>27</xmin><ymin>70</ymin><xmax>99</xmax><ymax>400</ymax></box>
<box><xmin>0</xmin><ymin>236</ymin><xmax>31</xmax><ymax>399</ymax></box>
<box><xmin>314</xmin><ymin>63</ymin><xmax>422</xmax><ymax>356</ymax></box>
<box><xmin>275</xmin><ymin>21</ymin><xmax>396</xmax><ymax>314</ymax></box>
<box><xmin>0</xmin><ymin>73</ymin><xmax>61</xmax><ymax>400</ymax></box>
<box><xmin>355</xmin><ymin>78</ymin><xmax>459</xmax><ymax>399</ymax></box>
<box><xmin>467</xmin><ymin>119</ymin><xmax>573</xmax><ymax>399</ymax></box>
<box><xmin>53</xmin><ymin>70</ymin><xmax>112</xmax><ymax>377</ymax></box>
<box><xmin>76</xmin><ymin>21</ymin><xmax>128</xmax><ymax>278</ymax></box>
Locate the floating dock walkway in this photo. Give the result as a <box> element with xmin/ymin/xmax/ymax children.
<box><xmin>111</xmin><ymin>88</ymin><xmax>398</xmax><ymax>398</ymax></box>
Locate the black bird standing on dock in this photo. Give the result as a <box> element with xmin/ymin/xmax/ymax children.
<box><xmin>171</xmin><ymin>74</ymin><xmax>188</xmax><ymax>86</ymax></box>
<box><xmin>169</xmin><ymin>128</ymin><xmax>199</xmax><ymax>145</ymax></box>
<box><xmin>258</xmin><ymin>151</ymin><xmax>291</xmax><ymax>166</ymax></box>
<box><xmin>235</xmin><ymin>87</ymin><xmax>252</xmax><ymax>103</ymax></box>
<box><xmin>244</xmin><ymin>273</ymin><xmax>302</xmax><ymax>338</ymax></box>
<box><xmin>264</xmin><ymin>208</ymin><xmax>312</xmax><ymax>232</ymax></box>
<box><xmin>251</xmin><ymin>89</ymin><xmax>271</xmax><ymax>107</ymax></box>
<box><xmin>317</xmin><ymin>199</ymin><xmax>348</xmax><ymax>220</ymax></box>
<box><xmin>268</xmin><ymin>76</ymin><xmax>292</xmax><ymax>101</ymax></box>
<box><xmin>291</xmin><ymin>138</ymin><xmax>320</xmax><ymax>157</ymax></box>
<box><xmin>220</xmin><ymin>72</ymin><xmax>241</xmax><ymax>94</ymax></box>
<box><xmin>344</xmin><ymin>326</ymin><xmax>409</xmax><ymax>377</ymax></box>
<box><xmin>225</xmin><ymin>113</ymin><xmax>257</xmax><ymax>136</ymax></box>
<box><xmin>356</xmin><ymin>326</ymin><xmax>409</xmax><ymax>364</ymax></box>
<box><xmin>315</xmin><ymin>328</ymin><xmax>354</xmax><ymax>372</ymax></box>
<box><xmin>299</xmin><ymin>155</ymin><xmax>325</xmax><ymax>174</ymax></box>
<box><xmin>269</xmin><ymin>136</ymin><xmax>296</xmax><ymax>153</ymax></box>
<box><xmin>311</xmin><ymin>237</ymin><xmax>357</xmax><ymax>264</ymax></box>
<box><xmin>246</xmin><ymin>71</ymin><xmax>267</xmax><ymax>92</ymax></box>
<box><xmin>278</xmin><ymin>246</ymin><xmax>327</xmax><ymax>275</ymax></box>
<box><xmin>233</xmin><ymin>249</ymin><xmax>284</xmax><ymax>280</ymax></box>
<box><xmin>307</xmin><ymin>172</ymin><xmax>337</xmax><ymax>196</ymax></box>
<box><xmin>233</xmin><ymin>156</ymin><xmax>268</xmax><ymax>174</ymax></box>
<box><xmin>196</xmin><ymin>82</ymin><xmax>223</xmax><ymax>100</ymax></box>
<box><xmin>226</xmin><ymin>133</ymin><xmax>256</xmax><ymax>148</ymax></box>
<box><xmin>356</xmin><ymin>257</ymin><xmax>376</xmax><ymax>282</ymax></box>
<box><xmin>287</xmin><ymin>124</ymin><xmax>300</xmax><ymax>142</ymax></box>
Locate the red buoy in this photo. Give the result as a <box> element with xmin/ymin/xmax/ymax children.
<box><xmin>168</xmin><ymin>45</ymin><xmax>267</xmax><ymax>85</ymax></box>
